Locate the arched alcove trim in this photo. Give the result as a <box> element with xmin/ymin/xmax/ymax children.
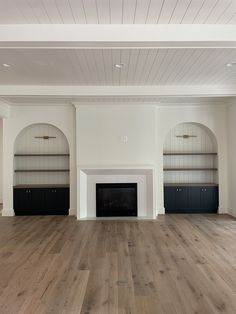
<box><xmin>163</xmin><ymin>122</ymin><xmax>219</xmax><ymax>214</ymax></box>
<box><xmin>13</xmin><ymin>123</ymin><xmax>70</xmax><ymax>216</ymax></box>
<box><xmin>13</xmin><ymin>122</ymin><xmax>70</xmax><ymax>152</ymax></box>
<box><xmin>162</xmin><ymin>122</ymin><xmax>218</xmax><ymax>150</ymax></box>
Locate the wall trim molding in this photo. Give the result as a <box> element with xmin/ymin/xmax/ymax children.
<box><xmin>69</xmin><ymin>208</ymin><xmax>76</xmax><ymax>216</ymax></box>
<box><xmin>77</xmin><ymin>166</ymin><xmax>155</xmax><ymax>219</ymax></box>
<box><xmin>218</xmin><ymin>208</ymin><xmax>228</xmax><ymax>214</ymax></box>
<box><xmin>228</xmin><ymin>209</ymin><xmax>236</xmax><ymax>218</ymax></box>
<box><xmin>1</xmin><ymin>85</ymin><xmax>236</xmax><ymax>98</ymax></box>
<box><xmin>0</xmin><ymin>100</ymin><xmax>10</xmax><ymax>118</ymax></box>
<box><xmin>2</xmin><ymin>209</ymin><xmax>15</xmax><ymax>216</ymax></box>
<box><xmin>157</xmin><ymin>207</ymin><xmax>165</xmax><ymax>215</ymax></box>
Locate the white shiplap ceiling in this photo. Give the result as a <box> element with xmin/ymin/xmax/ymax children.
<box><xmin>0</xmin><ymin>48</ymin><xmax>236</xmax><ymax>86</ymax></box>
<box><xmin>0</xmin><ymin>0</ymin><xmax>236</xmax><ymax>24</ymax></box>
<box><xmin>0</xmin><ymin>1</ymin><xmax>236</xmax><ymax>105</ymax></box>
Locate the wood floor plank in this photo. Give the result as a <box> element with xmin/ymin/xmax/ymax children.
<box><xmin>0</xmin><ymin>214</ymin><xmax>235</xmax><ymax>313</ymax></box>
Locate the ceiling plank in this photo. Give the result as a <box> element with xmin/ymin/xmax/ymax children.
<box><xmin>0</xmin><ymin>48</ymin><xmax>235</xmax><ymax>86</ymax></box>
<box><xmin>1</xmin><ymin>0</ymin><xmax>236</xmax><ymax>25</ymax></box>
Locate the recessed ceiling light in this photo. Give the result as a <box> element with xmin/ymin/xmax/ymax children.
<box><xmin>2</xmin><ymin>63</ymin><xmax>11</xmax><ymax>68</ymax></box>
<box><xmin>114</xmin><ymin>63</ymin><xmax>125</xmax><ymax>69</ymax></box>
<box><xmin>226</xmin><ymin>62</ymin><xmax>236</xmax><ymax>67</ymax></box>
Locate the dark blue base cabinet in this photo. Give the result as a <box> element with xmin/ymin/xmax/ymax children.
<box><xmin>164</xmin><ymin>185</ymin><xmax>218</xmax><ymax>214</ymax></box>
<box><xmin>14</xmin><ymin>186</ymin><xmax>69</xmax><ymax>216</ymax></box>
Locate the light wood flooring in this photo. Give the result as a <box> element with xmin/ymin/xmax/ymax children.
<box><xmin>0</xmin><ymin>214</ymin><xmax>235</xmax><ymax>314</ymax></box>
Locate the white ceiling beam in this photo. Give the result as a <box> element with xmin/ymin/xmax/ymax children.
<box><xmin>0</xmin><ymin>25</ymin><xmax>236</xmax><ymax>49</ymax></box>
<box><xmin>0</xmin><ymin>85</ymin><xmax>236</xmax><ymax>97</ymax></box>
<box><xmin>0</xmin><ymin>99</ymin><xmax>10</xmax><ymax>117</ymax></box>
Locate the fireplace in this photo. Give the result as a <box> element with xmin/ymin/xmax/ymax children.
<box><xmin>96</xmin><ymin>183</ymin><xmax>138</xmax><ymax>217</ymax></box>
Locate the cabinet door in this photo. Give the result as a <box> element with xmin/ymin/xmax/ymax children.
<box><xmin>14</xmin><ymin>188</ymin><xmax>45</xmax><ymax>215</ymax></box>
<box><xmin>164</xmin><ymin>187</ymin><xmax>176</xmax><ymax>213</ymax></box>
<box><xmin>188</xmin><ymin>187</ymin><xmax>202</xmax><ymax>213</ymax></box>
<box><xmin>14</xmin><ymin>189</ymin><xmax>31</xmax><ymax>214</ymax></box>
<box><xmin>164</xmin><ymin>187</ymin><xmax>189</xmax><ymax>213</ymax></box>
<box><xmin>45</xmin><ymin>189</ymin><xmax>57</xmax><ymax>212</ymax></box>
<box><xmin>201</xmin><ymin>187</ymin><xmax>218</xmax><ymax>213</ymax></box>
<box><xmin>55</xmin><ymin>188</ymin><xmax>69</xmax><ymax>213</ymax></box>
<box><xmin>175</xmin><ymin>187</ymin><xmax>189</xmax><ymax>213</ymax></box>
<box><xmin>30</xmin><ymin>189</ymin><xmax>45</xmax><ymax>214</ymax></box>
<box><xmin>45</xmin><ymin>188</ymin><xmax>69</xmax><ymax>215</ymax></box>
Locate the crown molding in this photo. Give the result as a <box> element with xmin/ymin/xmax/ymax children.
<box><xmin>0</xmin><ymin>84</ymin><xmax>236</xmax><ymax>97</ymax></box>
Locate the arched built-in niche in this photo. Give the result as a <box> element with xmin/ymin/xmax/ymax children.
<box><xmin>163</xmin><ymin>122</ymin><xmax>218</xmax><ymax>185</ymax></box>
<box><xmin>14</xmin><ymin>123</ymin><xmax>70</xmax><ymax>186</ymax></box>
<box><xmin>163</xmin><ymin>123</ymin><xmax>219</xmax><ymax>214</ymax></box>
<box><xmin>13</xmin><ymin>123</ymin><xmax>70</xmax><ymax>215</ymax></box>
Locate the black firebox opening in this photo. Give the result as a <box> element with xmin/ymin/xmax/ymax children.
<box><xmin>96</xmin><ymin>183</ymin><xmax>138</xmax><ymax>217</ymax></box>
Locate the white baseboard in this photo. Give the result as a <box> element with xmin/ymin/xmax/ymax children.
<box><xmin>2</xmin><ymin>209</ymin><xmax>15</xmax><ymax>217</ymax></box>
<box><xmin>218</xmin><ymin>207</ymin><xmax>228</xmax><ymax>214</ymax></box>
<box><xmin>78</xmin><ymin>216</ymin><xmax>157</xmax><ymax>221</ymax></box>
<box><xmin>69</xmin><ymin>208</ymin><xmax>76</xmax><ymax>216</ymax></box>
<box><xmin>228</xmin><ymin>209</ymin><xmax>236</xmax><ymax>218</ymax></box>
<box><xmin>157</xmin><ymin>207</ymin><xmax>165</xmax><ymax>215</ymax></box>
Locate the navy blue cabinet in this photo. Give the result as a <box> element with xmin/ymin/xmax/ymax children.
<box><xmin>164</xmin><ymin>185</ymin><xmax>218</xmax><ymax>213</ymax></box>
<box><xmin>14</xmin><ymin>186</ymin><xmax>69</xmax><ymax>215</ymax></box>
<box><xmin>200</xmin><ymin>186</ymin><xmax>218</xmax><ymax>213</ymax></box>
<box><xmin>164</xmin><ymin>187</ymin><xmax>176</xmax><ymax>213</ymax></box>
<box><xmin>164</xmin><ymin>187</ymin><xmax>189</xmax><ymax>213</ymax></box>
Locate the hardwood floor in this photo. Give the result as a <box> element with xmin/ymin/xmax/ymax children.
<box><xmin>0</xmin><ymin>214</ymin><xmax>235</xmax><ymax>314</ymax></box>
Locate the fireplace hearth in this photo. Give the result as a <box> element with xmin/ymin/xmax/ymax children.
<box><xmin>96</xmin><ymin>183</ymin><xmax>137</xmax><ymax>217</ymax></box>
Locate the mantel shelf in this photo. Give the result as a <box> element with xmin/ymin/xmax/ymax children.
<box><xmin>163</xmin><ymin>152</ymin><xmax>217</xmax><ymax>156</ymax></box>
<box><xmin>164</xmin><ymin>168</ymin><xmax>218</xmax><ymax>171</ymax></box>
<box><xmin>15</xmin><ymin>169</ymin><xmax>70</xmax><ymax>173</ymax></box>
<box><xmin>14</xmin><ymin>154</ymin><xmax>69</xmax><ymax>157</ymax></box>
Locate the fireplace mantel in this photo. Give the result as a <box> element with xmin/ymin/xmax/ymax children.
<box><xmin>77</xmin><ymin>165</ymin><xmax>156</xmax><ymax>220</ymax></box>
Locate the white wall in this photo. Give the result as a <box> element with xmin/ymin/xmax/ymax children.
<box><xmin>76</xmin><ymin>104</ymin><xmax>228</xmax><ymax>216</ymax></box>
<box><xmin>76</xmin><ymin>105</ymin><xmax>156</xmax><ymax>166</ymax></box>
<box><xmin>227</xmin><ymin>104</ymin><xmax>236</xmax><ymax>217</ymax></box>
<box><xmin>2</xmin><ymin>105</ymin><xmax>76</xmax><ymax>216</ymax></box>
<box><xmin>0</xmin><ymin>119</ymin><xmax>2</xmax><ymax>204</ymax></box>
<box><xmin>76</xmin><ymin>104</ymin><xmax>156</xmax><ymax>218</ymax></box>
<box><xmin>2</xmin><ymin>103</ymin><xmax>229</xmax><ymax>217</ymax></box>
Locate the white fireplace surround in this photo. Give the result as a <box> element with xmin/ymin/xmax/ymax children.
<box><xmin>77</xmin><ymin>165</ymin><xmax>156</xmax><ymax>219</ymax></box>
